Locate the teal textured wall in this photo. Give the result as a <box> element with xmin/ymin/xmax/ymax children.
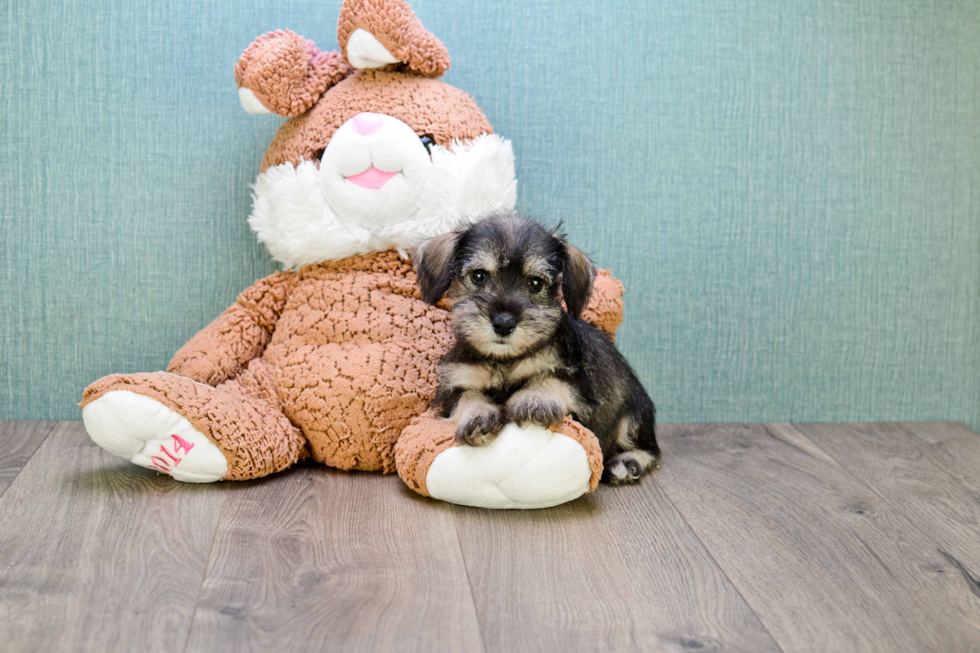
<box><xmin>2</xmin><ymin>0</ymin><xmax>978</xmax><ymax>428</ymax></box>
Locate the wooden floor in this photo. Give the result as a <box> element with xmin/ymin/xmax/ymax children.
<box><xmin>2</xmin><ymin>422</ymin><xmax>980</xmax><ymax>652</ymax></box>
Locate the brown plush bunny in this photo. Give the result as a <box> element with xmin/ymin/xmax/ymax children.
<box><xmin>80</xmin><ymin>0</ymin><xmax>625</xmax><ymax>509</ymax></box>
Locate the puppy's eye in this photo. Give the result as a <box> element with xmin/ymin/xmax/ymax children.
<box><xmin>527</xmin><ymin>277</ymin><xmax>545</xmax><ymax>293</ymax></box>
<box><xmin>419</xmin><ymin>134</ymin><xmax>435</xmax><ymax>155</ymax></box>
<box><xmin>470</xmin><ymin>269</ymin><xmax>488</xmax><ymax>285</ymax></box>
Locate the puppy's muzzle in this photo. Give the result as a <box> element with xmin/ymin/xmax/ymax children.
<box><xmin>491</xmin><ymin>313</ymin><xmax>517</xmax><ymax>337</ymax></box>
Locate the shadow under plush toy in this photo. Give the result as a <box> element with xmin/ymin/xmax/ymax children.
<box><xmin>80</xmin><ymin>0</ymin><xmax>627</xmax><ymax>509</ymax></box>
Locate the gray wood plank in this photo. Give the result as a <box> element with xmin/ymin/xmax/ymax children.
<box><xmin>655</xmin><ymin>423</ymin><xmax>980</xmax><ymax>653</ymax></box>
<box><xmin>899</xmin><ymin>422</ymin><xmax>980</xmax><ymax>499</ymax></box>
<box><xmin>0</xmin><ymin>422</ymin><xmax>224</xmax><ymax>653</ymax></box>
<box><xmin>184</xmin><ymin>467</ymin><xmax>485</xmax><ymax>653</ymax></box>
<box><xmin>451</xmin><ymin>481</ymin><xmax>782</xmax><ymax>653</ymax></box>
<box><xmin>0</xmin><ymin>421</ymin><xmax>57</xmax><ymax>498</ymax></box>
<box><xmin>790</xmin><ymin>422</ymin><xmax>980</xmax><ymax>575</ymax></box>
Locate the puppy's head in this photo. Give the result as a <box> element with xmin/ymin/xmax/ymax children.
<box><xmin>413</xmin><ymin>213</ymin><xmax>596</xmax><ymax>359</ymax></box>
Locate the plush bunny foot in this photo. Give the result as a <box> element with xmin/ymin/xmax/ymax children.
<box><xmin>81</xmin><ymin>370</ymin><xmax>308</xmax><ymax>482</ymax></box>
<box><xmin>396</xmin><ymin>412</ymin><xmax>603</xmax><ymax>509</ymax></box>
<box><xmin>82</xmin><ymin>390</ymin><xmax>229</xmax><ymax>483</ymax></box>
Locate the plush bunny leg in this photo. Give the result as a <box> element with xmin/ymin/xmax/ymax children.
<box><xmin>395</xmin><ymin>411</ymin><xmax>603</xmax><ymax>509</ymax></box>
<box><xmin>81</xmin><ymin>362</ymin><xmax>307</xmax><ymax>482</ymax></box>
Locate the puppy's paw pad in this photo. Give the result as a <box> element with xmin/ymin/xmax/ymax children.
<box><xmin>455</xmin><ymin>430</ymin><xmax>499</xmax><ymax>447</ymax></box>
<box><xmin>455</xmin><ymin>407</ymin><xmax>506</xmax><ymax>447</ymax></box>
<box><xmin>603</xmin><ymin>450</ymin><xmax>658</xmax><ymax>486</ymax></box>
<box><xmin>506</xmin><ymin>397</ymin><xmax>566</xmax><ymax>429</ymax></box>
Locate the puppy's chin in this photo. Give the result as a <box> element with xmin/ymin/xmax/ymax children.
<box><xmin>455</xmin><ymin>320</ymin><xmax>552</xmax><ymax>360</ymax></box>
<box><xmin>478</xmin><ymin>338</ymin><xmax>533</xmax><ymax>359</ymax></box>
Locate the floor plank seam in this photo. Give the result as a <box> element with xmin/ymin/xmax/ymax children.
<box><xmin>181</xmin><ymin>490</ymin><xmax>230</xmax><ymax>653</ymax></box>
<box><xmin>773</xmin><ymin>424</ymin><xmax>980</xmax><ymax>609</ymax></box>
<box><xmin>0</xmin><ymin>421</ymin><xmax>58</xmax><ymax>502</ymax></box>
<box><xmin>650</xmin><ymin>473</ymin><xmax>788</xmax><ymax>653</ymax></box>
<box><xmin>449</xmin><ymin>505</ymin><xmax>491</xmax><ymax>653</ymax></box>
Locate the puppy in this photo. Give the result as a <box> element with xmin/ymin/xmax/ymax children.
<box><xmin>412</xmin><ymin>213</ymin><xmax>660</xmax><ymax>485</ymax></box>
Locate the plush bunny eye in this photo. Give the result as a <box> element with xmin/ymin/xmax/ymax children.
<box><xmin>419</xmin><ymin>134</ymin><xmax>435</xmax><ymax>155</ymax></box>
<box><xmin>527</xmin><ymin>277</ymin><xmax>545</xmax><ymax>294</ymax></box>
<box><xmin>470</xmin><ymin>269</ymin><xmax>488</xmax><ymax>285</ymax></box>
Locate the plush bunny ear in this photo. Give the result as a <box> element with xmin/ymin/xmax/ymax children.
<box><xmin>235</xmin><ymin>30</ymin><xmax>352</xmax><ymax>117</ymax></box>
<box><xmin>337</xmin><ymin>0</ymin><xmax>450</xmax><ymax>77</ymax></box>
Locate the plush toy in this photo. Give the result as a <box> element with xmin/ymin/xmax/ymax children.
<box><xmin>80</xmin><ymin>0</ymin><xmax>626</xmax><ymax>509</ymax></box>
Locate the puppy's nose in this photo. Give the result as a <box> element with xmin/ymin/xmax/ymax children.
<box><xmin>491</xmin><ymin>313</ymin><xmax>517</xmax><ymax>337</ymax></box>
<box><xmin>351</xmin><ymin>112</ymin><xmax>384</xmax><ymax>136</ymax></box>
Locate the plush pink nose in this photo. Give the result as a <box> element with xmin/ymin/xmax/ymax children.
<box><xmin>351</xmin><ymin>112</ymin><xmax>384</xmax><ymax>136</ymax></box>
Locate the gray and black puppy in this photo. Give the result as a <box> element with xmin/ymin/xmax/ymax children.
<box><xmin>412</xmin><ymin>213</ymin><xmax>660</xmax><ymax>484</ymax></box>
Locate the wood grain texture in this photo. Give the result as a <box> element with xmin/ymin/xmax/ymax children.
<box><xmin>7</xmin><ymin>420</ymin><xmax>980</xmax><ymax>653</ymax></box>
<box><xmin>791</xmin><ymin>422</ymin><xmax>980</xmax><ymax>575</ymax></box>
<box><xmin>0</xmin><ymin>421</ymin><xmax>56</xmax><ymax>498</ymax></box>
<box><xmin>451</xmin><ymin>483</ymin><xmax>781</xmax><ymax>653</ymax></box>
<box><xmin>899</xmin><ymin>422</ymin><xmax>980</xmax><ymax>499</ymax></box>
<box><xmin>655</xmin><ymin>423</ymin><xmax>980</xmax><ymax>653</ymax></box>
<box><xmin>184</xmin><ymin>467</ymin><xmax>484</xmax><ymax>653</ymax></box>
<box><xmin>0</xmin><ymin>422</ymin><xmax>222</xmax><ymax>653</ymax></box>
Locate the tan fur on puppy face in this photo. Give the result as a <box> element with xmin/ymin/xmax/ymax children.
<box><xmin>451</xmin><ymin>299</ymin><xmax>561</xmax><ymax>360</ymax></box>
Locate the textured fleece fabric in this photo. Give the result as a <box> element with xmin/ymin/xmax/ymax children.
<box><xmin>81</xmin><ymin>249</ymin><xmax>624</xmax><ymax>480</ymax></box>
<box><xmin>235</xmin><ymin>30</ymin><xmax>353</xmax><ymax>118</ymax></box>
<box><xmin>259</xmin><ymin>70</ymin><xmax>493</xmax><ymax>171</ymax></box>
<box><xmin>338</xmin><ymin>0</ymin><xmax>451</xmax><ymax>77</ymax></box>
<box><xmin>81</xmin><ymin>365</ymin><xmax>308</xmax><ymax>481</ymax></box>
<box><xmin>581</xmin><ymin>269</ymin><xmax>625</xmax><ymax>339</ymax></box>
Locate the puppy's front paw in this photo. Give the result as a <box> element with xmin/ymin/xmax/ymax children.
<box><xmin>506</xmin><ymin>391</ymin><xmax>567</xmax><ymax>429</ymax></box>
<box><xmin>455</xmin><ymin>406</ymin><xmax>506</xmax><ymax>447</ymax></box>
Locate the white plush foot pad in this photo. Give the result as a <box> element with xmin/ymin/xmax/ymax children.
<box><xmin>425</xmin><ymin>423</ymin><xmax>592</xmax><ymax>509</ymax></box>
<box><xmin>82</xmin><ymin>390</ymin><xmax>228</xmax><ymax>483</ymax></box>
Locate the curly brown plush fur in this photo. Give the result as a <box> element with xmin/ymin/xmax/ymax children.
<box><xmin>82</xmin><ymin>250</ymin><xmax>623</xmax><ymax>482</ymax></box>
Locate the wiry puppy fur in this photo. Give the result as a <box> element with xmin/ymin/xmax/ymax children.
<box><xmin>413</xmin><ymin>213</ymin><xmax>660</xmax><ymax>485</ymax></box>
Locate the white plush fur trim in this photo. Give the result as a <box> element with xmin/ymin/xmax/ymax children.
<box><xmin>424</xmin><ymin>423</ymin><xmax>592</xmax><ymax>509</ymax></box>
<box><xmin>249</xmin><ymin>133</ymin><xmax>517</xmax><ymax>268</ymax></box>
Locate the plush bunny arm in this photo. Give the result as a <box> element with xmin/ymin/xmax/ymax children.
<box><xmin>581</xmin><ymin>269</ymin><xmax>625</xmax><ymax>338</ymax></box>
<box><xmin>168</xmin><ymin>271</ymin><xmax>296</xmax><ymax>386</ymax></box>
<box><xmin>235</xmin><ymin>30</ymin><xmax>352</xmax><ymax>117</ymax></box>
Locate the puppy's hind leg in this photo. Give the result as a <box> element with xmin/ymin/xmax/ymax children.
<box><xmin>603</xmin><ymin>449</ymin><xmax>659</xmax><ymax>485</ymax></box>
<box><xmin>602</xmin><ymin>400</ymin><xmax>660</xmax><ymax>485</ymax></box>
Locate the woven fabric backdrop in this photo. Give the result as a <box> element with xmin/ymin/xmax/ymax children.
<box><xmin>2</xmin><ymin>0</ymin><xmax>978</xmax><ymax>429</ymax></box>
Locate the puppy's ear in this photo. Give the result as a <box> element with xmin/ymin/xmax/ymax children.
<box><xmin>561</xmin><ymin>243</ymin><xmax>596</xmax><ymax>319</ymax></box>
<box><xmin>412</xmin><ymin>232</ymin><xmax>460</xmax><ymax>304</ymax></box>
